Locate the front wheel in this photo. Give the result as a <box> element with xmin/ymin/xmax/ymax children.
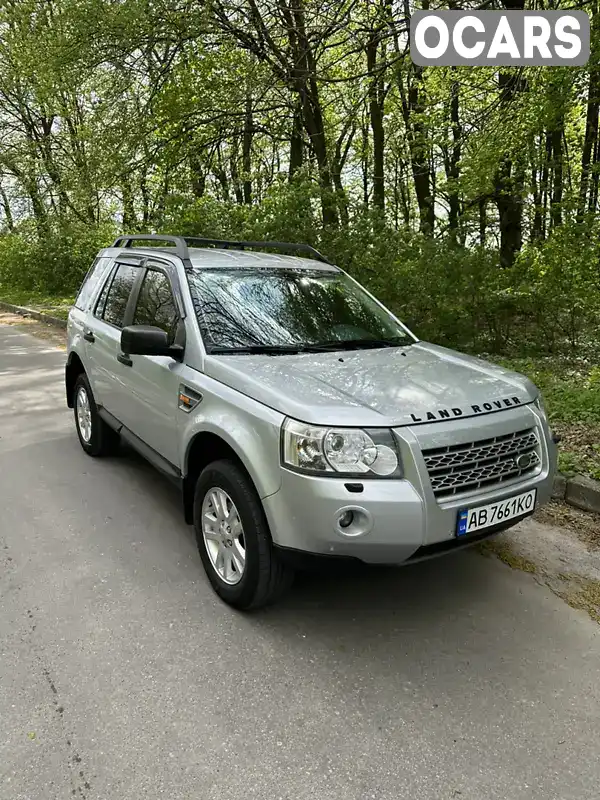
<box><xmin>73</xmin><ymin>373</ymin><xmax>119</xmax><ymax>456</ymax></box>
<box><xmin>193</xmin><ymin>460</ymin><xmax>293</xmax><ymax>610</ymax></box>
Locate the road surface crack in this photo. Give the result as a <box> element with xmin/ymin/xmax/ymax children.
<box><xmin>26</xmin><ymin>608</ymin><xmax>93</xmax><ymax>798</ymax></box>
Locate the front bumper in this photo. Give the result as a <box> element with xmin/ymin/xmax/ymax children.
<box><xmin>262</xmin><ymin>405</ymin><xmax>557</xmax><ymax>565</ymax></box>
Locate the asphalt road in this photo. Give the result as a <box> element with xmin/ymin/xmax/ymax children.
<box><xmin>1</xmin><ymin>323</ymin><xmax>599</xmax><ymax>800</ymax></box>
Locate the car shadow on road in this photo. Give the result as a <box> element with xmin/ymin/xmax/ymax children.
<box><xmin>269</xmin><ymin>549</ymin><xmax>499</xmax><ymax>627</ymax></box>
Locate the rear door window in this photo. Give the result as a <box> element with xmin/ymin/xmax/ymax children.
<box><xmin>96</xmin><ymin>263</ymin><xmax>139</xmax><ymax>328</ymax></box>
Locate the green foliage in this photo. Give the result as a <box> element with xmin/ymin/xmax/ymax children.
<box><xmin>496</xmin><ymin>356</ymin><xmax>600</xmax><ymax>481</ymax></box>
<box><xmin>511</xmin><ymin>221</ymin><xmax>600</xmax><ymax>355</ymax></box>
<box><xmin>0</xmin><ymin>220</ymin><xmax>116</xmax><ymax>296</ymax></box>
<box><xmin>158</xmin><ymin>187</ymin><xmax>600</xmax><ymax>357</ymax></box>
<box><xmin>2</xmin><ymin>182</ymin><xmax>599</xmax><ymax>360</ymax></box>
<box><xmin>495</xmin><ymin>358</ymin><xmax>600</xmax><ymax>427</ymax></box>
<box><xmin>160</xmin><ymin>178</ymin><xmax>321</xmax><ymax>244</ymax></box>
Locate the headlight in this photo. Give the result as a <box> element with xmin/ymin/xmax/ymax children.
<box><xmin>281</xmin><ymin>419</ymin><xmax>402</xmax><ymax>478</ymax></box>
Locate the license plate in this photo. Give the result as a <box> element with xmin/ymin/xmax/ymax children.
<box><xmin>456</xmin><ymin>489</ymin><xmax>536</xmax><ymax>536</ymax></box>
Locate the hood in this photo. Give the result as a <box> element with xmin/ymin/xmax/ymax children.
<box><xmin>205</xmin><ymin>342</ymin><xmax>537</xmax><ymax>427</ymax></box>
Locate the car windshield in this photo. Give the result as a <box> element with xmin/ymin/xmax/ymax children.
<box><xmin>186</xmin><ymin>267</ymin><xmax>414</xmax><ymax>353</ymax></box>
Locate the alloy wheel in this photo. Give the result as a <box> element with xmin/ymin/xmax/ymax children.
<box><xmin>201</xmin><ymin>488</ymin><xmax>246</xmax><ymax>585</ymax></box>
<box><xmin>76</xmin><ymin>386</ymin><xmax>93</xmax><ymax>443</ymax></box>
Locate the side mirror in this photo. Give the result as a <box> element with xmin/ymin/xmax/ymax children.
<box><xmin>121</xmin><ymin>325</ymin><xmax>182</xmax><ymax>359</ymax></box>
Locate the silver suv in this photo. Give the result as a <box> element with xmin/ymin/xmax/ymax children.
<box><xmin>66</xmin><ymin>235</ymin><xmax>557</xmax><ymax>609</ymax></box>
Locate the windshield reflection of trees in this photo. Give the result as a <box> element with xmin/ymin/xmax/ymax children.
<box><xmin>190</xmin><ymin>270</ymin><xmax>405</xmax><ymax>348</ymax></box>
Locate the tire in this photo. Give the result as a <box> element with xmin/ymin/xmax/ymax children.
<box><xmin>193</xmin><ymin>459</ymin><xmax>293</xmax><ymax>610</ymax></box>
<box><xmin>73</xmin><ymin>373</ymin><xmax>119</xmax><ymax>457</ymax></box>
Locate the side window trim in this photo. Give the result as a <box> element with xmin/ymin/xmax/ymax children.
<box><xmin>122</xmin><ymin>265</ymin><xmax>146</xmax><ymax>330</ymax></box>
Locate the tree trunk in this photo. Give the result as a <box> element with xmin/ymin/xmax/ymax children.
<box><xmin>493</xmin><ymin>68</ymin><xmax>525</xmax><ymax>267</ymax></box>
<box><xmin>230</xmin><ymin>130</ymin><xmax>244</xmax><ymax>205</ymax></box>
<box><xmin>447</xmin><ymin>76</ymin><xmax>461</xmax><ymax>242</ymax></box>
<box><xmin>288</xmin><ymin>102</ymin><xmax>304</xmax><ymax>179</ymax></box>
<box><xmin>531</xmin><ymin>157</ymin><xmax>542</xmax><ymax>242</ymax></box>
<box><xmin>286</xmin><ymin>0</ymin><xmax>338</xmax><ymax>227</ymax></box>
<box><xmin>10</xmin><ymin>162</ymin><xmax>49</xmax><ymax>236</ymax></box>
<box><xmin>367</xmin><ymin>29</ymin><xmax>385</xmax><ymax>212</ymax></box>
<box><xmin>589</xmin><ymin>134</ymin><xmax>599</xmax><ymax>214</ymax></box>
<box><xmin>154</xmin><ymin>171</ymin><xmax>170</xmax><ymax>229</ymax></box>
<box><xmin>491</xmin><ymin>0</ymin><xmax>526</xmax><ymax>266</ymax></box>
<box><xmin>190</xmin><ymin>154</ymin><xmax>206</xmax><ymax>198</ymax></box>
<box><xmin>140</xmin><ymin>170</ymin><xmax>150</xmax><ymax>228</ymax></box>
<box><xmin>399</xmin><ymin>164</ymin><xmax>411</xmax><ymax>228</ymax></box>
<box><xmin>361</xmin><ymin>117</ymin><xmax>369</xmax><ymax>208</ymax></box>
<box><xmin>242</xmin><ymin>92</ymin><xmax>253</xmax><ymax>204</ymax></box>
<box><xmin>37</xmin><ymin>113</ymin><xmax>71</xmax><ymax>217</ymax></box>
<box><xmin>400</xmin><ymin>66</ymin><xmax>434</xmax><ymax>235</ymax></box>
<box><xmin>495</xmin><ymin>154</ymin><xmax>523</xmax><ymax>267</ymax></box>
<box><xmin>577</xmin><ymin>42</ymin><xmax>600</xmax><ymax>221</ymax></box>
<box><xmin>0</xmin><ymin>183</ymin><xmax>14</xmax><ymax>231</ymax></box>
<box><xmin>332</xmin><ymin>121</ymin><xmax>354</xmax><ymax>227</ymax></box>
<box><xmin>393</xmin><ymin>158</ymin><xmax>399</xmax><ymax>229</ymax></box>
<box><xmin>121</xmin><ymin>179</ymin><xmax>136</xmax><ymax>231</ymax></box>
<box><xmin>479</xmin><ymin>197</ymin><xmax>487</xmax><ymax>247</ymax></box>
<box><xmin>214</xmin><ymin>144</ymin><xmax>230</xmax><ymax>202</ymax></box>
<box><xmin>214</xmin><ymin>168</ymin><xmax>230</xmax><ymax>202</ymax></box>
<box><xmin>550</xmin><ymin>124</ymin><xmax>563</xmax><ymax>229</ymax></box>
<box><xmin>397</xmin><ymin>0</ymin><xmax>434</xmax><ymax>235</ymax></box>
<box><xmin>531</xmin><ymin>134</ymin><xmax>548</xmax><ymax>242</ymax></box>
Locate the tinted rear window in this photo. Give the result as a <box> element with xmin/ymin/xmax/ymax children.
<box><xmin>74</xmin><ymin>257</ymin><xmax>111</xmax><ymax>311</ymax></box>
<box><xmin>98</xmin><ymin>263</ymin><xmax>139</xmax><ymax>328</ymax></box>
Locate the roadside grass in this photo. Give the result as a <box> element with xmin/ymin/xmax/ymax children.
<box><xmin>493</xmin><ymin>356</ymin><xmax>600</xmax><ymax>481</ymax></box>
<box><xmin>0</xmin><ymin>288</ymin><xmax>74</xmax><ymax>320</ymax></box>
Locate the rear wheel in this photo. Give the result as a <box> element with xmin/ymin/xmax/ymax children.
<box><xmin>193</xmin><ymin>460</ymin><xmax>293</xmax><ymax>609</ymax></box>
<box><xmin>73</xmin><ymin>373</ymin><xmax>119</xmax><ymax>456</ymax></box>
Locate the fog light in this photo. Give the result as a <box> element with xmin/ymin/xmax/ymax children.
<box><xmin>339</xmin><ymin>510</ymin><xmax>354</xmax><ymax>528</ymax></box>
<box><xmin>334</xmin><ymin>507</ymin><xmax>373</xmax><ymax>537</ymax></box>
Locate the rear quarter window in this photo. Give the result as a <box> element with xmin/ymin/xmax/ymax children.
<box><xmin>74</xmin><ymin>257</ymin><xmax>112</xmax><ymax>311</ymax></box>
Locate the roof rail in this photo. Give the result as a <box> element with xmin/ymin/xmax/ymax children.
<box><xmin>110</xmin><ymin>233</ymin><xmax>332</xmax><ymax>267</ymax></box>
<box><xmin>110</xmin><ymin>234</ymin><xmax>193</xmax><ymax>268</ymax></box>
<box><xmin>183</xmin><ymin>237</ymin><xmax>333</xmax><ymax>266</ymax></box>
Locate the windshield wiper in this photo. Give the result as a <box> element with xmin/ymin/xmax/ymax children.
<box><xmin>206</xmin><ymin>344</ymin><xmax>305</xmax><ymax>355</ymax></box>
<box><xmin>301</xmin><ymin>337</ymin><xmax>411</xmax><ymax>352</ymax></box>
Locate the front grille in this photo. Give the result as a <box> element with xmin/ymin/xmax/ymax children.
<box><xmin>423</xmin><ymin>428</ymin><xmax>541</xmax><ymax>500</ymax></box>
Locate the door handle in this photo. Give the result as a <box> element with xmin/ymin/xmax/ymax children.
<box><xmin>117</xmin><ymin>353</ymin><xmax>133</xmax><ymax>367</ymax></box>
<box><xmin>83</xmin><ymin>330</ymin><xmax>95</xmax><ymax>343</ymax></box>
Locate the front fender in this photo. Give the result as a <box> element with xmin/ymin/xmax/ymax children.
<box><xmin>181</xmin><ymin>378</ymin><xmax>285</xmax><ymax>499</ymax></box>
